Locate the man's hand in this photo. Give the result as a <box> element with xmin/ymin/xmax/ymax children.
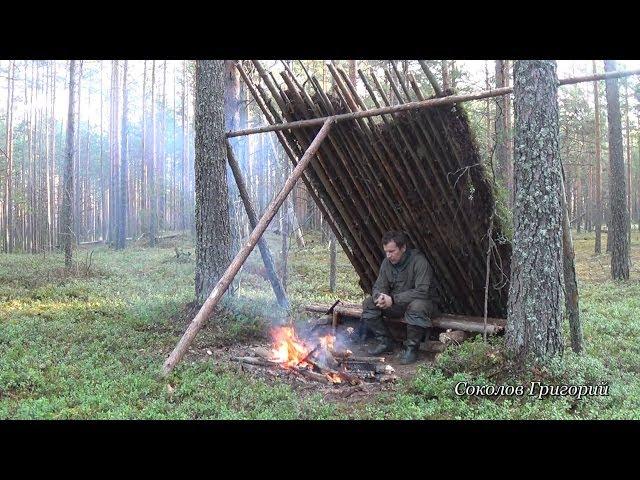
<box><xmin>375</xmin><ymin>293</ymin><xmax>393</xmax><ymax>309</ymax></box>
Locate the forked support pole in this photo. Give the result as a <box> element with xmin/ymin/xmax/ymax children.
<box><xmin>162</xmin><ymin>118</ymin><xmax>334</xmax><ymax>376</ymax></box>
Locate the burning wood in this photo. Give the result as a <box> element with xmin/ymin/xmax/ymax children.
<box><xmin>232</xmin><ymin>325</ymin><xmax>396</xmax><ymax>386</ymax></box>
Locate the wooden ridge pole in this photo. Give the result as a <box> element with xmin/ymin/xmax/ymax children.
<box><xmin>227</xmin><ymin>68</ymin><xmax>640</xmax><ymax>138</ymax></box>
<box><xmin>162</xmin><ymin>118</ymin><xmax>334</xmax><ymax>376</ymax></box>
<box><xmin>225</xmin><ymin>139</ymin><xmax>290</xmax><ymax>309</ymax></box>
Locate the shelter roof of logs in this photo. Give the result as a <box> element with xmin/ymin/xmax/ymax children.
<box><xmin>241</xmin><ymin>61</ymin><xmax>512</xmax><ymax>318</ymax></box>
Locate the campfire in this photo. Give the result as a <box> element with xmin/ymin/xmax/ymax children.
<box><xmin>231</xmin><ymin>325</ymin><xmax>397</xmax><ymax>386</ymax></box>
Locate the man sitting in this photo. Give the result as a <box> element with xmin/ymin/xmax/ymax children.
<box><xmin>361</xmin><ymin>231</ymin><xmax>440</xmax><ymax>365</ymax></box>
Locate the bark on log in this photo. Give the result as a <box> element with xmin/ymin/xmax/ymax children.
<box><xmin>304</xmin><ymin>303</ymin><xmax>506</xmax><ymax>334</ymax></box>
<box><xmin>439</xmin><ymin>330</ymin><xmax>474</xmax><ymax>345</ymax></box>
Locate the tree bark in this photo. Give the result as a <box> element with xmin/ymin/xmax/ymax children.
<box><xmin>560</xmin><ymin>166</ymin><xmax>583</xmax><ymax>353</ymax></box>
<box><xmin>149</xmin><ymin>60</ymin><xmax>158</xmax><ymax>246</ymax></box>
<box><xmin>505</xmin><ymin>60</ymin><xmax>565</xmax><ymax>361</ymax></box>
<box><xmin>194</xmin><ymin>61</ymin><xmax>232</xmax><ymax>304</ymax></box>
<box><xmin>624</xmin><ymin>78</ymin><xmax>632</xmax><ymax>241</ymax></box>
<box><xmin>604</xmin><ymin>60</ymin><xmax>630</xmax><ymax>280</ymax></box>
<box><xmin>117</xmin><ymin>61</ymin><xmax>128</xmax><ymax>250</ymax></box>
<box><xmin>441</xmin><ymin>60</ymin><xmax>451</xmax><ymax>90</ymax></box>
<box><xmin>62</xmin><ymin>60</ymin><xmax>77</xmax><ymax>269</ymax></box>
<box><xmin>4</xmin><ymin>60</ymin><xmax>15</xmax><ymax>253</ymax></box>
<box><xmin>494</xmin><ymin>60</ymin><xmax>510</xmax><ymax>189</ymax></box>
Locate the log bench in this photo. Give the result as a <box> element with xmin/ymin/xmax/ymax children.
<box><xmin>304</xmin><ymin>302</ymin><xmax>506</xmax><ymax>338</ymax></box>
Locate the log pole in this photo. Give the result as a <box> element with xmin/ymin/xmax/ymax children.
<box><xmin>162</xmin><ymin>118</ymin><xmax>334</xmax><ymax>376</ymax></box>
<box><xmin>226</xmin><ymin>139</ymin><xmax>290</xmax><ymax>309</ymax></box>
<box><xmin>227</xmin><ymin>68</ymin><xmax>640</xmax><ymax>138</ymax></box>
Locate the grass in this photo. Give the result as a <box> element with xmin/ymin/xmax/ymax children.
<box><xmin>1</xmin><ymin>229</ymin><xmax>639</xmax><ymax>419</ymax></box>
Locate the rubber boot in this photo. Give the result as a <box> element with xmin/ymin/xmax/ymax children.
<box><xmin>399</xmin><ymin>325</ymin><xmax>425</xmax><ymax>365</ymax></box>
<box><xmin>366</xmin><ymin>317</ymin><xmax>395</xmax><ymax>355</ymax></box>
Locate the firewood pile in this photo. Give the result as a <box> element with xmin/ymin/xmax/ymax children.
<box><xmin>238</xmin><ymin>60</ymin><xmax>513</xmax><ymax>320</ymax></box>
<box><xmin>230</xmin><ymin>326</ymin><xmax>398</xmax><ymax>386</ymax></box>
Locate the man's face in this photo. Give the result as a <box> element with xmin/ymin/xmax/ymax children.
<box><xmin>383</xmin><ymin>241</ymin><xmax>406</xmax><ymax>265</ymax></box>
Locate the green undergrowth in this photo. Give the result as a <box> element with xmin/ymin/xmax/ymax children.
<box><xmin>1</xmin><ymin>230</ymin><xmax>639</xmax><ymax>419</ymax></box>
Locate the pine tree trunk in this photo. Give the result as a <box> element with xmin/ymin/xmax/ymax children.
<box><xmin>109</xmin><ymin>61</ymin><xmax>120</xmax><ymax>245</ymax></box>
<box><xmin>141</xmin><ymin>60</ymin><xmax>147</xmax><ymax>235</ymax></box>
<box><xmin>100</xmin><ymin>61</ymin><xmax>107</xmax><ymax>241</ymax></box>
<box><xmin>181</xmin><ymin>61</ymin><xmax>188</xmax><ymax>232</ymax></box>
<box><xmin>505</xmin><ymin>60</ymin><xmax>514</xmax><ymax>201</ymax></box>
<box><xmin>159</xmin><ymin>60</ymin><xmax>167</xmax><ymax>230</ymax></box>
<box><xmin>505</xmin><ymin>60</ymin><xmax>565</xmax><ymax>361</ymax></box>
<box><xmin>47</xmin><ymin>61</ymin><xmax>56</xmax><ymax>250</ymax></box>
<box><xmin>604</xmin><ymin>60</ymin><xmax>630</xmax><ymax>279</ymax></box>
<box><xmin>149</xmin><ymin>60</ymin><xmax>158</xmax><ymax>246</ymax></box>
<box><xmin>560</xmin><ymin>166</ymin><xmax>583</xmax><ymax>353</ymax></box>
<box><xmin>494</xmin><ymin>60</ymin><xmax>510</xmax><ymax>189</ymax></box>
<box><xmin>4</xmin><ymin>60</ymin><xmax>15</xmax><ymax>253</ymax></box>
<box><xmin>484</xmin><ymin>61</ymin><xmax>492</xmax><ymax>167</ymax></box>
<box><xmin>117</xmin><ymin>61</ymin><xmax>128</xmax><ymax>250</ymax></box>
<box><xmin>74</xmin><ymin>62</ymin><xmax>82</xmax><ymax>243</ymax></box>
<box><xmin>441</xmin><ymin>60</ymin><xmax>451</xmax><ymax>90</ymax></box>
<box><xmin>624</xmin><ymin>79</ymin><xmax>632</xmax><ymax>241</ymax></box>
<box><xmin>62</xmin><ymin>60</ymin><xmax>77</xmax><ymax>268</ymax></box>
<box><xmin>194</xmin><ymin>60</ymin><xmax>232</xmax><ymax>304</ymax></box>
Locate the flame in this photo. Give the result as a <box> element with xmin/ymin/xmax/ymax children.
<box><xmin>326</xmin><ymin>373</ymin><xmax>342</xmax><ymax>384</ymax></box>
<box><xmin>270</xmin><ymin>326</ymin><xmax>311</xmax><ymax>368</ymax></box>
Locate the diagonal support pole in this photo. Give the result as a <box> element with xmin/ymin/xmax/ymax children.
<box><xmin>162</xmin><ymin>118</ymin><xmax>334</xmax><ymax>376</ymax></box>
<box><xmin>226</xmin><ymin>138</ymin><xmax>290</xmax><ymax>310</ymax></box>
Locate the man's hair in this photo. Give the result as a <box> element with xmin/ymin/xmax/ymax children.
<box><xmin>381</xmin><ymin>230</ymin><xmax>408</xmax><ymax>249</ymax></box>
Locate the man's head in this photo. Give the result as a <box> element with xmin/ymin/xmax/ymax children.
<box><xmin>382</xmin><ymin>231</ymin><xmax>408</xmax><ymax>264</ymax></box>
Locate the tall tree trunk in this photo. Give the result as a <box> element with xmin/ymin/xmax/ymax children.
<box><xmin>109</xmin><ymin>61</ymin><xmax>120</xmax><ymax>245</ymax></box>
<box><xmin>47</xmin><ymin>60</ymin><xmax>56</xmax><ymax>250</ymax></box>
<box><xmin>117</xmin><ymin>61</ymin><xmax>128</xmax><ymax>250</ymax></box>
<box><xmin>141</xmin><ymin>60</ymin><xmax>147</xmax><ymax>235</ymax></box>
<box><xmin>441</xmin><ymin>60</ymin><xmax>451</xmax><ymax>90</ymax></box>
<box><xmin>149</xmin><ymin>60</ymin><xmax>158</xmax><ymax>246</ymax></box>
<box><xmin>172</xmin><ymin>61</ymin><xmax>177</xmax><ymax>230</ymax></box>
<box><xmin>505</xmin><ymin>60</ymin><xmax>565</xmax><ymax>361</ymax></box>
<box><xmin>74</xmin><ymin>62</ymin><xmax>82</xmax><ymax>243</ymax></box>
<box><xmin>62</xmin><ymin>60</ymin><xmax>77</xmax><ymax>268</ymax></box>
<box><xmin>604</xmin><ymin>60</ymin><xmax>630</xmax><ymax>280</ymax></box>
<box><xmin>100</xmin><ymin>61</ymin><xmax>106</xmax><ymax>241</ymax></box>
<box><xmin>159</xmin><ymin>60</ymin><xmax>167</xmax><ymax>230</ymax></box>
<box><xmin>194</xmin><ymin>60</ymin><xmax>232</xmax><ymax>304</ymax></box>
<box><xmin>4</xmin><ymin>60</ymin><xmax>15</xmax><ymax>253</ymax></box>
<box><xmin>484</xmin><ymin>61</ymin><xmax>492</xmax><ymax>165</ymax></box>
<box><xmin>494</xmin><ymin>60</ymin><xmax>510</xmax><ymax>190</ymax></box>
<box><xmin>180</xmin><ymin>61</ymin><xmax>187</xmax><ymax>231</ymax></box>
<box><xmin>624</xmin><ymin>78</ymin><xmax>632</xmax><ymax>241</ymax></box>
<box><xmin>504</xmin><ymin>60</ymin><xmax>514</xmax><ymax>200</ymax></box>
<box><xmin>560</xmin><ymin>166</ymin><xmax>583</xmax><ymax>353</ymax></box>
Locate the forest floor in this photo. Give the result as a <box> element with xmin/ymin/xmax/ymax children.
<box><xmin>1</xmin><ymin>229</ymin><xmax>640</xmax><ymax>419</ymax></box>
